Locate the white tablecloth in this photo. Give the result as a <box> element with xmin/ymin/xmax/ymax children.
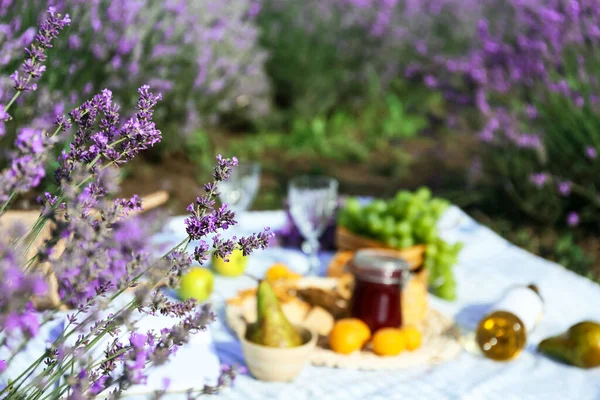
<box><xmin>4</xmin><ymin>207</ymin><xmax>600</xmax><ymax>399</ymax></box>
<box><xmin>188</xmin><ymin>207</ymin><xmax>600</xmax><ymax>400</ymax></box>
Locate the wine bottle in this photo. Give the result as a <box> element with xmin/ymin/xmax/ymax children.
<box><xmin>475</xmin><ymin>284</ymin><xmax>544</xmax><ymax>361</ymax></box>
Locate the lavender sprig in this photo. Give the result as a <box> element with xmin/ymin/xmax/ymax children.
<box><xmin>6</xmin><ymin>7</ymin><xmax>70</xmax><ymax>111</ymax></box>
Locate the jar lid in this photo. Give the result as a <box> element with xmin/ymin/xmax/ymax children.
<box><xmin>349</xmin><ymin>249</ymin><xmax>411</xmax><ymax>284</ymax></box>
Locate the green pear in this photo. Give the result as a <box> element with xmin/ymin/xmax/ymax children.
<box><xmin>538</xmin><ymin>321</ymin><xmax>600</xmax><ymax>369</ymax></box>
<box><xmin>245</xmin><ymin>280</ymin><xmax>303</xmax><ymax>348</ymax></box>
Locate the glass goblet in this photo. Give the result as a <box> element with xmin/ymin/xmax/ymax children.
<box><xmin>288</xmin><ymin>175</ymin><xmax>338</xmax><ymax>276</ymax></box>
<box><xmin>218</xmin><ymin>162</ymin><xmax>261</xmax><ymax>216</ymax></box>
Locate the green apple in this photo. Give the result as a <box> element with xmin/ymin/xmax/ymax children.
<box><xmin>211</xmin><ymin>249</ymin><xmax>249</xmax><ymax>277</ymax></box>
<box><xmin>177</xmin><ymin>267</ymin><xmax>214</xmax><ymax>302</ymax></box>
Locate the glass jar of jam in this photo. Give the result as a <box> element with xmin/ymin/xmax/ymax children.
<box><xmin>348</xmin><ymin>249</ymin><xmax>411</xmax><ymax>332</ymax></box>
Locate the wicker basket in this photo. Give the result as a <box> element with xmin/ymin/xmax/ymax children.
<box><xmin>1</xmin><ymin>191</ymin><xmax>170</xmax><ymax>310</ymax></box>
<box><xmin>335</xmin><ymin>226</ymin><xmax>426</xmax><ymax>269</ymax></box>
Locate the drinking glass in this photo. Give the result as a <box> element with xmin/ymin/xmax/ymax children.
<box><xmin>288</xmin><ymin>176</ymin><xmax>338</xmax><ymax>276</ymax></box>
<box><xmin>218</xmin><ymin>162</ymin><xmax>261</xmax><ymax>215</ymax></box>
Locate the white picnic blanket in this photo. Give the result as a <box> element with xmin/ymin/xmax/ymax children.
<box><xmin>3</xmin><ymin>206</ymin><xmax>600</xmax><ymax>399</ymax></box>
<box><xmin>197</xmin><ymin>207</ymin><xmax>600</xmax><ymax>400</ymax></box>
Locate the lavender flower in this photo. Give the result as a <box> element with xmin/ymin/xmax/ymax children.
<box><xmin>185</xmin><ymin>154</ymin><xmax>274</xmax><ymax>263</ymax></box>
<box><xmin>0</xmin><ymin>237</ymin><xmax>47</xmax><ymax>342</ymax></box>
<box><xmin>10</xmin><ymin>7</ymin><xmax>70</xmax><ymax>94</ymax></box>
<box><xmin>0</xmin><ymin>127</ymin><xmax>57</xmax><ymax>205</ymax></box>
<box><xmin>529</xmin><ymin>173</ymin><xmax>548</xmax><ymax>188</ymax></box>
<box><xmin>567</xmin><ymin>212</ymin><xmax>580</xmax><ymax>227</ymax></box>
<box><xmin>586</xmin><ymin>146</ymin><xmax>597</xmax><ymax>160</ymax></box>
<box><xmin>557</xmin><ymin>181</ymin><xmax>572</xmax><ymax>197</ymax></box>
<box><xmin>55</xmin><ymin>86</ymin><xmax>162</xmax><ymax>183</ymax></box>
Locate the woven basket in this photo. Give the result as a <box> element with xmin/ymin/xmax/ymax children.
<box><xmin>335</xmin><ymin>226</ymin><xmax>426</xmax><ymax>269</ymax></box>
<box><xmin>0</xmin><ymin>191</ymin><xmax>170</xmax><ymax>310</ymax></box>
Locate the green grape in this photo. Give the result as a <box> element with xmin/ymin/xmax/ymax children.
<box><xmin>437</xmin><ymin>254</ymin><xmax>454</xmax><ymax>269</ymax></box>
<box><xmin>382</xmin><ymin>216</ymin><xmax>396</xmax><ymax>237</ymax></box>
<box><xmin>395</xmin><ymin>221</ymin><xmax>412</xmax><ymax>236</ymax></box>
<box><xmin>426</xmin><ymin>244</ymin><xmax>438</xmax><ymax>258</ymax></box>
<box><xmin>386</xmin><ymin>236</ymin><xmax>399</xmax><ymax>249</ymax></box>
<box><xmin>428</xmin><ymin>205</ymin><xmax>443</xmax><ymax>217</ymax></box>
<box><xmin>424</xmin><ymin>228</ymin><xmax>439</xmax><ymax>243</ymax></box>
<box><xmin>353</xmin><ymin>214</ymin><xmax>368</xmax><ymax>232</ymax></box>
<box><xmin>416</xmin><ymin>215</ymin><xmax>436</xmax><ymax>231</ymax></box>
<box><xmin>344</xmin><ymin>197</ymin><xmax>362</xmax><ymax>216</ymax></box>
<box><xmin>439</xmin><ymin>264</ymin><xmax>454</xmax><ymax>277</ymax></box>
<box><xmin>394</xmin><ymin>191</ymin><xmax>413</xmax><ymax>203</ymax></box>
<box><xmin>438</xmin><ymin>239</ymin><xmax>451</xmax><ymax>253</ymax></box>
<box><xmin>415</xmin><ymin>187</ymin><xmax>432</xmax><ymax>201</ymax></box>
<box><xmin>338</xmin><ymin>212</ymin><xmax>352</xmax><ymax>229</ymax></box>
<box><xmin>429</xmin><ymin>198</ymin><xmax>450</xmax><ymax>213</ymax></box>
<box><xmin>434</xmin><ymin>279</ymin><xmax>457</xmax><ymax>301</ymax></box>
<box><xmin>404</xmin><ymin>204</ymin><xmax>420</xmax><ymax>221</ymax></box>
<box><xmin>369</xmin><ymin>199</ymin><xmax>388</xmax><ymax>215</ymax></box>
<box><xmin>390</xmin><ymin>203</ymin><xmax>406</xmax><ymax>219</ymax></box>
<box><xmin>367</xmin><ymin>213</ymin><xmax>384</xmax><ymax>234</ymax></box>
<box><xmin>399</xmin><ymin>237</ymin><xmax>415</xmax><ymax>249</ymax></box>
<box><xmin>451</xmin><ymin>242</ymin><xmax>464</xmax><ymax>253</ymax></box>
<box><xmin>424</xmin><ymin>256</ymin><xmax>436</xmax><ymax>270</ymax></box>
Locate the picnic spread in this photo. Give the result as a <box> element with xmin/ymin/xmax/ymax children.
<box><xmin>149</xmin><ymin>205</ymin><xmax>600</xmax><ymax>399</ymax></box>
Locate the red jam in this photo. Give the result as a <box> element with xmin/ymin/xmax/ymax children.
<box><xmin>349</xmin><ymin>249</ymin><xmax>410</xmax><ymax>332</ymax></box>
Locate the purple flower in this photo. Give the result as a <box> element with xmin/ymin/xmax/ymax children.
<box><xmin>185</xmin><ymin>214</ymin><xmax>217</xmax><ymax>241</ymax></box>
<box><xmin>567</xmin><ymin>212</ymin><xmax>580</xmax><ymax>227</ymax></box>
<box><xmin>68</xmin><ymin>34</ymin><xmax>82</xmax><ymax>49</ymax></box>
<box><xmin>0</xmin><ymin>126</ymin><xmax>54</xmax><ymax>204</ymax></box>
<box><xmin>168</xmin><ymin>250</ymin><xmax>193</xmax><ymax>276</ymax></box>
<box><xmin>524</xmin><ymin>104</ymin><xmax>537</xmax><ymax>119</ymax></box>
<box><xmin>557</xmin><ymin>181</ymin><xmax>572</xmax><ymax>196</ymax></box>
<box><xmin>213</xmin><ymin>154</ymin><xmax>239</xmax><ymax>181</ymax></box>
<box><xmin>237</xmin><ymin>227</ymin><xmax>274</xmax><ymax>257</ymax></box>
<box><xmin>248</xmin><ymin>2</ymin><xmax>261</xmax><ymax>18</ymax></box>
<box><xmin>529</xmin><ymin>173</ymin><xmax>549</xmax><ymax>188</ymax></box>
<box><xmin>55</xmin><ymin>86</ymin><xmax>162</xmax><ymax>183</ymax></box>
<box><xmin>193</xmin><ymin>241</ymin><xmax>210</xmax><ymax>264</ymax></box>
<box><xmin>0</xmin><ymin>360</ymin><xmax>6</xmax><ymax>373</ymax></box>
<box><xmin>516</xmin><ymin>134</ymin><xmax>542</xmax><ymax>150</ymax></box>
<box><xmin>15</xmin><ymin>127</ymin><xmax>45</xmax><ymax>154</ymax></box>
<box><xmin>424</xmin><ymin>75</ymin><xmax>438</xmax><ymax>88</ymax></box>
<box><xmin>586</xmin><ymin>146</ymin><xmax>597</xmax><ymax>160</ymax></box>
<box><xmin>11</xmin><ymin>7</ymin><xmax>70</xmax><ymax>93</ymax></box>
<box><xmin>211</xmin><ymin>235</ymin><xmax>236</xmax><ymax>261</ymax></box>
<box><xmin>130</xmin><ymin>333</ymin><xmax>148</xmax><ymax>349</ymax></box>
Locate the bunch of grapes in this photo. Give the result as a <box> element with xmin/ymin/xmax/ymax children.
<box><xmin>425</xmin><ymin>238</ymin><xmax>462</xmax><ymax>300</ymax></box>
<box><xmin>338</xmin><ymin>187</ymin><xmax>462</xmax><ymax>300</ymax></box>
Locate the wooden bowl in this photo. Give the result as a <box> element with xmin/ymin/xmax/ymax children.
<box><xmin>335</xmin><ymin>226</ymin><xmax>426</xmax><ymax>269</ymax></box>
<box><xmin>239</xmin><ymin>327</ymin><xmax>317</xmax><ymax>382</ymax></box>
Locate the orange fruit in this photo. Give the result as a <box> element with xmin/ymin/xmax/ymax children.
<box><xmin>329</xmin><ymin>318</ymin><xmax>371</xmax><ymax>354</ymax></box>
<box><xmin>265</xmin><ymin>263</ymin><xmax>301</xmax><ymax>282</ymax></box>
<box><xmin>402</xmin><ymin>326</ymin><xmax>423</xmax><ymax>351</ymax></box>
<box><xmin>372</xmin><ymin>328</ymin><xmax>406</xmax><ymax>356</ymax></box>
